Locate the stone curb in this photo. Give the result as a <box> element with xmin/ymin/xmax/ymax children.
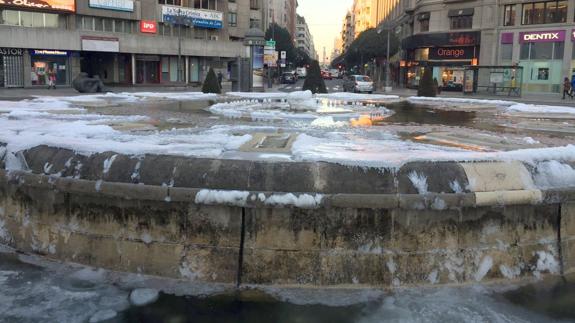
<box><xmin>1</xmin><ymin>169</ymin><xmax>573</xmax><ymax>210</ymax></box>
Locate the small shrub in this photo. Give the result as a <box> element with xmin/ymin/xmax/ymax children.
<box><xmin>417</xmin><ymin>67</ymin><xmax>437</xmax><ymax>97</ymax></box>
<box><xmin>202</xmin><ymin>68</ymin><xmax>221</xmax><ymax>94</ymax></box>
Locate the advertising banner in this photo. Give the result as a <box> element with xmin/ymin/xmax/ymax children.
<box><xmin>140</xmin><ymin>20</ymin><xmax>157</xmax><ymax>33</ymax></box>
<box><xmin>0</xmin><ymin>0</ymin><xmax>75</xmax><ymax>12</ymax></box>
<box><xmin>89</xmin><ymin>0</ymin><xmax>133</xmax><ymax>12</ymax></box>
<box><xmin>252</xmin><ymin>46</ymin><xmax>264</xmax><ymax>88</ymax></box>
<box><xmin>162</xmin><ymin>6</ymin><xmax>223</xmax><ymax>29</ymax></box>
<box><xmin>519</xmin><ymin>30</ymin><xmax>565</xmax><ymax>43</ymax></box>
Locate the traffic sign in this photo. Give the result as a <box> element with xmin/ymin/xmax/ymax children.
<box><xmin>266</xmin><ymin>40</ymin><xmax>276</xmax><ymax>47</ymax></box>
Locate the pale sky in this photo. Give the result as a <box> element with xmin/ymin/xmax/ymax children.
<box><xmin>297</xmin><ymin>0</ymin><xmax>354</xmax><ymax>62</ymax></box>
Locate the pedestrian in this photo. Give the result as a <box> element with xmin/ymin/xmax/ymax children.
<box><xmin>571</xmin><ymin>75</ymin><xmax>575</xmax><ymax>98</ymax></box>
<box><xmin>508</xmin><ymin>76</ymin><xmax>517</xmax><ymax>96</ymax></box>
<box><xmin>562</xmin><ymin>77</ymin><xmax>573</xmax><ymax>100</ymax></box>
<box><xmin>217</xmin><ymin>71</ymin><xmax>223</xmax><ymax>88</ymax></box>
<box><xmin>48</xmin><ymin>67</ymin><xmax>57</xmax><ymax>89</ymax></box>
<box><xmin>433</xmin><ymin>78</ymin><xmax>441</xmax><ymax>95</ymax></box>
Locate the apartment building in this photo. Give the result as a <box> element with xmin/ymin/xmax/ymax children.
<box><xmin>0</xmin><ymin>0</ymin><xmax>263</xmax><ymax>87</ymax></box>
<box><xmin>295</xmin><ymin>14</ymin><xmax>316</xmax><ymax>60</ymax></box>
<box><xmin>262</xmin><ymin>0</ymin><xmax>296</xmax><ymax>37</ymax></box>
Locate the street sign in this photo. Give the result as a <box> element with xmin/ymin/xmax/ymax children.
<box><xmin>280</xmin><ymin>51</ymin><xmax>286</xmax><ymax>59</ymax></box>
<box><xmin>266</xmin><ymin>40</ymin><xmax>276</xmax><ymax>47</ymax></box>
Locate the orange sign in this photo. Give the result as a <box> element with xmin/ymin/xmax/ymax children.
<box><xmin>0</xmin><ymin>0</ymin><xmax>75</xmax><ymax>12</ymax></box>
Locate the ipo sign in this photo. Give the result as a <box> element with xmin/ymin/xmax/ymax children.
<box><xmin>519</xmin><ymin>30</ymin><xmax>565</xmax><ymax>43</ymax></box>
<box><xmin>140</xmin><ymin>20</ymin><xmax>157</xmax><ymax>33</ymax></box>
<box><xmin>162</xmin><ymin>6</ymin><xmax>223</xmax><ymax>29</ymax></box>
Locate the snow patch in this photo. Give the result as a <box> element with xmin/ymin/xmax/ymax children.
<box><xmin>427</xmin><ymin>270</ymin><xmax>439</xmax><ymax>285</ymax></box>
<box><xmin>129</xmin><ymin>288</ymin><xmax>159</xmax><ymax>306</ymax></box>
<box><xmin>533</xmin><ymin>160</ymin><xmax>575</xmax><ymax>189</ymax></box>
<box><xmin>507</xmin><ymin>103</ymin><xmax>575</xmax><ymax>115</ymax></box>
<box><xmin>407</xmin><ymin>171</ymin><xmax>428</xmax><ymax>194</ymax></box>
<box><xmin>194</xmin><ymin>189</ymin><xmax>250</xmax><ymax>207</ymax></box>
<box><xmin>102</xmin><ymin>154</ymin><xmax>118</xmax><ymax>175</ymax></box>
<box><xmin>449</xmin><ymin>180</ymin><xmax>463</xmax><ymax>193</ymax></box>
<box><xmin>310</xmin><ymin>116</ymin><xmax>347</xmax><ymax>128</ymax></box>
<box><xmin>534</xmin><ymin>251</ymin><xmax>559</xmax><ymax>276</ymax></box>
<box><xmin>263</xmin><ymin>193</ymin><xmax>323</xmax><ymax>208</ymax></box>
<box><xmin>89</xmin><ymin>309</ymin><xmax>117</xmax><ymax>323</ymax></box>
<box><xmin>0</xmin><ymin>219</ymin><xmax>12</xmax><ymax>243</ymax></box>
<box><xmin>499</xmin><ymin>265</ymin><xmax>521</xmax><ymax>279</ymax></box>
<box><xmin>474</xmin><ymin>256</ymin><xmax>493</xmax><ymax>282</ymax></box>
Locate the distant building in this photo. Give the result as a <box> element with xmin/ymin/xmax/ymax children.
<box><xmin>0</xmin><ymin>0</ymin><xmax>264</xmax><ymax>88</ymax></box>
<box><xmin>262</xmin><ymin>0</ymin><xmax>297</xmax><ymax>39</ymax></box>
<box><xmin>295</xmin><ymin>14</ymin><xmax>317</xmax><ymax>60</ymax></box>
<box><xmin>341</xmin><ymin>10</ymin><xmax>355</xmax><ymax>52</ymax></box>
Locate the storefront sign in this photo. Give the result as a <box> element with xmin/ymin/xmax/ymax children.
<box><xmin>0</xmin><ymin>0</ymin><xmax>75</xmax><ymax>12</ymax></box>
<box><xmin>31</xmin><ymin>49</ymin><xmax>68</xmax><ymax>56</ymax></box>
<box><xmin>161</xmin><ymin>6</ymin><xmax>223</xmax><ymax>29</ymax></box>
<box><xmin>0</xmin><ymin>48</ymin><xmax>23</xmax><ymax>56</ymax></box>
<box><xmin>89</xmin><ymin>0</ymin><xmax>133</xmax><ymax>12</ymax></box>
<box><xmin>81</xmin><ymin>36</ymin><xmax>119</xmax><ymax>53</ymax></box>
<box><xmin>519</xmin><ymin>30</ymin><xmax>565</xmax><ymax>43</ymax></box>
<box><xmin>402</xmin><ymin>32</ymin><xmax>480</xmax><ymax>50</ymax></box>
<box><xmin>429</xmin><ymin>46</ymin><xmax>475</xmax><ymax>60</ymax></box>
<box><xmin>140</xmin><ymin>20</ymin><xmax>157</xmax><ymax>33</ymax></box>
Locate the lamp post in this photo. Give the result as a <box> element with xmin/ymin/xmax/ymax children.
<box><xmin>170</xmin><ymin>8</ymin><xmax>190</xmax><ymax>83</ymax></box>
<box><xmin>377</xmin><ymin>21</ymin><xmax>398</xmax><ymax>92</ymax></box>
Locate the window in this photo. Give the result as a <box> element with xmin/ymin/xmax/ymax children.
<box><xmin>522</xmin><ymin>1</ymin><xmax>567</xmax><ymax>25</ymax></box>
<box><xmin>520</xmin><ymin>42</ymin><xmax>564</xmax><ymax>60</ymax></box>
<box><xmin>537</xmin><ymin>68</ymin><xmax>549</xmax><ymax>80</ymax></box>
<box><xmin>228</xmin><ymin>12</ymin><xmax>237</xmax><ymax>27</ymax></box>
<box><xmin>420</xmin><ymin>18</ymin><xmax>429</xmax><ymax>32</ymax></box>
<box><xmin>159</xmin><ymin>0</ymin><xmax>182</xmax><ymax>5</ymax></box>
<box><xmin>78</xmin><ymin>16</ymin><xmax>133</xmax><ymax>33</ymax></box>
<box><xmin>503</xmin><ymin>5</ymin><xmax>516</xmax><ymax>26</ymax></box>
<box><xmin>500</xmin><ymin>44</ymin><xmax>513</xmax><ymax>61</ymax></box>
<box><xmin>0</xmin><ymin>10</ymin><xmax>63</xmax><ymax>28</ymax></box>
<box><xmin>450</xmin><ymin>15</ymin><xmax>472</xmax><ymax>30</ymax></box>
<box><xmin>250</xmin><ymin>0</ymin><xmax>259</xmax><ymax>10</ymax></box>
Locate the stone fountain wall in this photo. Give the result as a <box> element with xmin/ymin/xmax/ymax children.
<box><xmin>0</xmin><ymin>145</ymin><xmax>574</xmax><ymax>288</ymax></box>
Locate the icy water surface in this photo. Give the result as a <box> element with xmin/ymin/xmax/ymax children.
<box><xmin>1</xmin><ymin>247</ymin><xmax>574</xmax><ymax>323</ymax></box>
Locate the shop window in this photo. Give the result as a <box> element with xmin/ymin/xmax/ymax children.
<box><xmin>31</xmin><ymin>56</ymin><xmax>68</xmax><ymax>86</ymax></box>
<box><xmin>522</xmin><ymin>1</ymin><xmax>567</xmax><ymax>25</ymax></box>
<box><xmin>500</xmin><ymin>44</ymin><xmax>513</xmax><ymax>61</ymax></box>
<box><xmin>193</xmin><ymin>0</ymin><xmax>216</xmax><ymax>10</ymax></box>
<box><xmin>94</xmin><ymin>17</ymin><xmax>103</xmax><ymax>31</ymax></box>
<box><xmin>103</xmin><ymin>19</ymin><xmax>113</xmax><ymax>32</ymax></box>
<box><xmin>228</xmin><ymin>12</ymin><xmax>237</xmax><ymax>27</ymax></box>
<box><xmin>520</xmin><ymin>42</ymin><xmax>563</xmax><ymax>60</ymax></box>
<box><xmin>81</xmin><ymin>16</ymin><xmax>94</xmax><ymax>30</ymax></box>
<box><xmin>503</xmin><ymin>5</ymin><xmax>515</xmax><ymax>26</ymax></box>
<box><xmin>0</xmin><ymin>10</ymin><xmax>63</xmax><ymax>28</ymax></box>
<box><xmin>537</xmin><ymin>68</ymin><xmax>549</xmax><ymax>80</ymax></box>
<box><xmin>450</xmin><ymin>15</ymin><xmax>473</xmax><ymax>30</ymax></box>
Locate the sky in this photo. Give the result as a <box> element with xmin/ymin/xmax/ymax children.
<box><xmin>297</xmin><ymin>0</ymin><xmax>354</xmax><ymax>62</ymax></box>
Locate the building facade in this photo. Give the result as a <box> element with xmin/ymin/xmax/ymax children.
<box><xmin>0</xmin><ymin>0</ymin><xmax>263</xmax><ymax>88</ymax></box>
<box><xmin>341</xmin><ymin>10</ymin><xmax>354</xmax><ymax>52</ymax></box>
<box><xmin>262</xmin><ymin>0</ymin><xmax>296</xmax><ymax>38</ymax></box>
<box><xmin>295</xmin><ymin>14</ymin><xmax>316</xmax><ymax>60</ymax></box>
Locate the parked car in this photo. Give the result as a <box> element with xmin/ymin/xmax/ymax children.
<box><xmin>321</xmin><ymin>70</ymin><xmax>332</xmax><ymax>80</ymax></box>
<box><xmin>343</xmin><ymin>75</ymin><xmax>374</xmax><ymax>93</ymax></box>
<box><xmin>281</xmin><ymin>72</ymin><xmax>297</xmax><ymax>84</ymax></box>
<box><xmin>296</xmin><ymin>67</ymin><xmax>307</xmax><ymax>78</ymax></box>
<box><xmin>329</xmin><ymin>69</ymin><xmax>341</xmax><ymax>79</ymax></box>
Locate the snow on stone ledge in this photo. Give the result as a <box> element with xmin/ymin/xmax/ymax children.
<box><xmin>407</xmin><ymin>96</ymin><xmax>516</xmax><ymax>106</ymax></box>
<box><xmin>316</xmin><ymin>92</ymin><xmax>400</xmax><ymax>100</ymax></box>
<box><xmin>194</xmin><ymin>189</ymin><xmax>250</xmax><ymax>207</ymax></box>
<box><xmin>263</xmin><ymin>193</ymin><xmax>324</xmax><ymax>209</ymax></box>
<box><xmin>506</xmin><ymin>103</ymin><xmax>575</xmax><ymax>115</ymax></box>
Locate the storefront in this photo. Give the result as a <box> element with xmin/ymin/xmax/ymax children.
<box><xmin>30</xmin><ymin>49</ymin><xmax>70</xmax><ymax>86</ymax></box>
<box><xmin>135</xmin><ymin>55</ymin><xmax>160</xmax><ymax>84</ymax></box>
<box><xmin>401</xmin><ymin>32</ymin><xmax>480</xmax><ymax>90</ymax></box>
<box><xmin>517</xmin><ymin>30</ymin><xmax>566</xmax><ymax>93</ymax></box>
<box><xmin>0</xmin><ymin>47</ymin><xmax>24</xmax><ymax>88</ymax></box>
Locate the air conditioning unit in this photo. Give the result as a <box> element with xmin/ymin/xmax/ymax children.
<box><xmin>209</xmin><ymin>35</ymin><xmax>219</xmax><ymax>41</ymax></box>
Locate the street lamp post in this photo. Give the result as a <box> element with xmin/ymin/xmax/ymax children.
<box><xmin>377</xmin><ymin>21</ymin><xmax>396</xmax><ymax>92</ymax></box>
<box><xmin>171</xmin><ymin>8</ymin><xmax>190</xmax><ymax>83</ymax></box>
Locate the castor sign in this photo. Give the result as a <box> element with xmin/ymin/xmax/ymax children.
<box><xmin>0</xmin><ymin>0</ymin><xmax>75</xmax><ymax>12</ymax></box>
<box><xmin>429</xmin><ymin>46</ymin><xmax>474</xmax><ymax>60</ymax></box>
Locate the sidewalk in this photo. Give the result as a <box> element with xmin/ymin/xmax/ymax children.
<box><xmin>375</xmin><ymin>87</ymin><xmax>575</xmax><ymax>107</ymax></box>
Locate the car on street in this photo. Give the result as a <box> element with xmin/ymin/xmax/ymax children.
<box><xmin>321</xmin><ymin>70</ymin><xmax>332</xmax><ymax>80</ymax></box>
<box><xmin>329</xmin><ymin>69</ymin><xmax>341</xmax><ymax>79</ymax></box>
<box><xmin>343</xmin><ymin>75</ymin><xmax>374</xmax><ymax>93</ymax></box>
<box><xmin>281</xmin><ymin>72</ymin><xmax>297</xmax><ymax>84</ymax></box>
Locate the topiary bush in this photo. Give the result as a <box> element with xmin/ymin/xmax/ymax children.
<box><xmin>302</xmin><ymin>60</ymin><xmax>327</xmax><ymax>94</ymax></box>
<box><xmin>202</xmin><ymin>68</ymin><xmax>221</xmax><ymax>94</ymax></box>
<box><xmin>417</xmin><ymin>67</ymin><xmax>436</xmax><ymax>97</ymax></box>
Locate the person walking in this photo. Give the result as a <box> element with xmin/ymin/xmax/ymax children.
<box><xmin>217</xmin><ymin>71</ymin><xmax>223</xmax><ymax>88</ymax></box>
<box><xmin>48</xmin><ymin>68</ymin><xmax>57</xmax><ymax>89</ymax></box>
<box><xmin>563</xmin><ymin>77</ymin><xmax>573</xmax><ymax>100</ymax></box>
<box><xmin>571</xmin><ymin>75</ymin><xmax>575</xmax><ymax>98</ymax></box>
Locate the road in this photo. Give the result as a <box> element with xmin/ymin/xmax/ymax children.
<box><xmin>276</xmin><ymin>78</ymin><xmax>344</xmax><ymax>93</ymax></box>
